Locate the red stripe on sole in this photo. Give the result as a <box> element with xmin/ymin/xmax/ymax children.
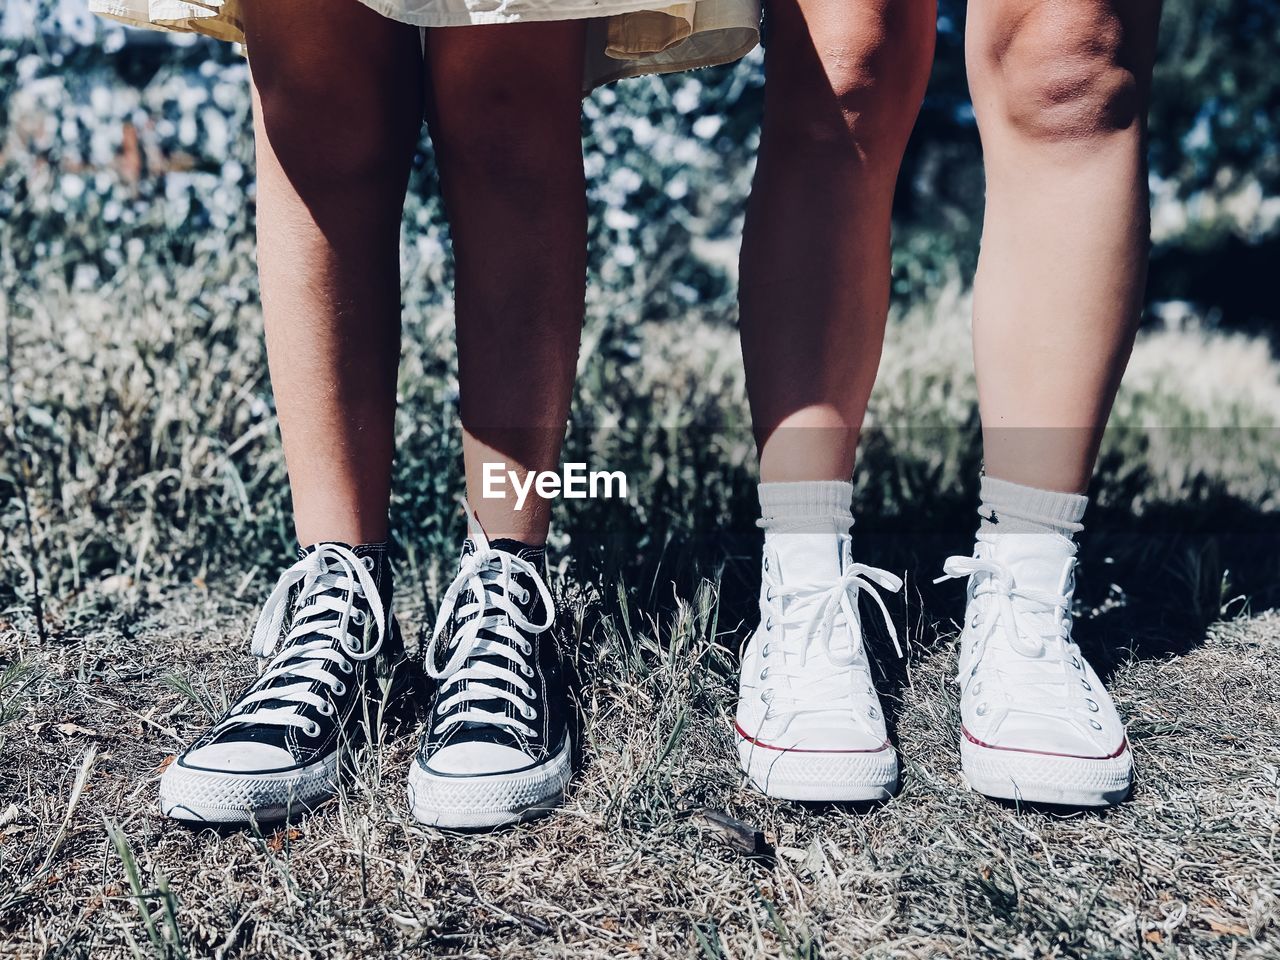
<box><xmin>735</xmin><ymin>722</ymin><xmax>891</xmax><ymax>754</ymax></box>
<box><xmin>962</xmin><ymin>726</ymin><xmax>1129</xmax><ymax>761</ymax></box>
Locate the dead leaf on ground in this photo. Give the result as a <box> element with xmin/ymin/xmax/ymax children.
<box><xmin>267</xmin><ymin>828</ymin><xmax>302</xmax><ymax>852</ymax></box>
<box><xmin>1207</xmin><ymin>920</ymin><xmax>1249</xmax><ymax>936</ymax></box>
<box><xmin>55</xmin><ymin>722</ymin><xmax>99</xmax><ymax>738</ymax></box>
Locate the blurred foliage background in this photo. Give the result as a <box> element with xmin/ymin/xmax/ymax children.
<box><xmin>6</xmin><ymin>0</ymin><xmax>1279</xmax><ymax>329</ymax></box>
<box><xmin>1</xmin><ymin>0</ymin><xmax>1277</xmax><ymax>641</ymax></box>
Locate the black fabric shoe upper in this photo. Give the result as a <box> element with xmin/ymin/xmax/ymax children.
<box><xmin>418</xmin><ymin>537</ymin><xmax>568</xmax><ymax>774</ymax></box>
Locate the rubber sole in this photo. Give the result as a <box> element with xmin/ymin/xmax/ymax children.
<box><xmin>159</xmin><ymin>753</ymin><xmax>338</xmax><ymax>825</ymax></box>
<box><xmin>407</xmin><ymin>740</ymin><xmax>573</xmax><ymax>829</ymax></box>
<box><xmin>961</xmin><ymin>735</ymin><xmax>1133</xmax><ymax>807</ymax></box>
<box><xmin>737</xmin><ymin>734</ymin><xmax>898</xmax><ymax>802</ymax></box>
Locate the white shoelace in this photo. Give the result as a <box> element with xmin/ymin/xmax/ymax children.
<box><xmin>755</xmin><ymin>517</ymin><xmax>904</xmax><ymax>719</ymax></box>
<box><xmin>423</xmin><ymin>503</ymin><xmax>554</xmax><ymax>739</ymax></box>
<box><xmin>935</xmin><ymin>542</ymin><xmax>1095</xmax><ymax>719</ymax></box>
<box><xmin>211</xmin><ymin>544</ymin><xmax>387</xmax><ymax>737</ymax></box>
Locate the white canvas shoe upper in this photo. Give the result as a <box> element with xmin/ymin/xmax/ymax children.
<box><xmin>939</xmin><ymin>532</ymin><xmax>1128</xmax><ymax>760</ymax></box>
<box><xmin>736</xmin><ymin>532</ymin><xmax>903</xmax><ymax>754</ymax></box>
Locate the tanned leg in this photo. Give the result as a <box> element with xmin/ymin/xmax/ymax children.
<box><xmin>425</xmin><ymin>22</ymin><xmax>588</xmax><ymax>543</ymax></box>
<box><xmin>966</xmin><ymin>0</ymin><xmax>1162</xmax><ymax>492</ymax></box>
<box><xmin>240</xmin><ymin>0</ymin><xmax>422</xmax><ymax>546</ymax></box>
<box><xmin>739</xmin><ymin>0</ymin><xmax>935</xmax><ymax>482</ymax></box>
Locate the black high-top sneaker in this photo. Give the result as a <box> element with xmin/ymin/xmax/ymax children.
<box><xmin>407</xmin><ymin>507</ymin><xmax>572</xmax><ymax>829</ymax></box>
<box><xmin>160</xmin><ymin>541</ymin><xmax>417</xmax><ymax>824</ymax></box>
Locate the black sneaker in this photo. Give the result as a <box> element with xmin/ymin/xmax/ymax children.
<box><xmin>407</xmin><ymin>510</ymin><xmax>572</xmax><ymax>828</ymax></box>
<box><xmin>160</xmin><ymin>541</ymin><xmax>417</xmax><ymax>824</ymax></box>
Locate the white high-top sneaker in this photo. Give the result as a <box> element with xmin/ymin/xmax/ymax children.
<box><xmin>938</xmin><ymin>532</ymin><xmax>1132</xmax><ymax>806</ymax></box>
<box><xmin>736</xmin><ymin>528</ymin><xmax>903</xmax><ymax>801</ymax></box>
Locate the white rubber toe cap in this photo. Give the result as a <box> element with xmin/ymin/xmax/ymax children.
<box><xmin>423</xmin><ymin>742</ymin><xmax>532</xmax><ymax>776</ymax></box>
<box><xmin>182</xmin><ymin>741</ymin><xmax>297</xmax><ymax>774</ymax></box>
<box><xmin>770</xmin><ymin>714</ymin><xmax>887</xmax><ymax>752</ymax></box>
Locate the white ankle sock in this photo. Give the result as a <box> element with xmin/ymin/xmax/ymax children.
<box><xmin>758</xmin><ymin>480</ymin><xmax>854</xmax><ymax>580</ymax></box>
<box><xmin>978</xmin><ymin>475</ymin><xmax>1088</xmax><ymax>539</ymax></box>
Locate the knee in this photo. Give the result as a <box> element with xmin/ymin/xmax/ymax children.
<box><xmin>764</xmin><ymin>3</ymin><xmax>934</xmax><ymax>163</ymax></box>
<box><xmin>972</xmin><ymin>1</ymin><xmax>1144</xmax><ymax>145</ymax></box>
<box><xmin>429</xmin><ymin>75</ymin><xmax>580</xmax><ymax>187</ymax></box>
<box><xmin>253</xmin><ymin>61</ymin><xmax>419</xmax><ymax>187</ymax></box>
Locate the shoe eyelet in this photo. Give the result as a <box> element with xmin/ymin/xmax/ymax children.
<box><xmin>969</xmin><ymin>615</ymin><xmax>980</xmax><ymax>629</ymax></box>
<box><xmin>1071</xmin><ymin>656</ymin><xmax>1082</xmax><ymax>670</ymax></box>
<box><xmin>521</xmin><ymin>664</ymin><xmax>534</xmax><ymax>678</ymax></box>
<box><xmin>362</xmin><ymin>556</ymin><xmax>375</xmax><ymax>571</ymax></box>
<box><xmin>331</xmin><ymin>681</ymin><xmax>346</xmax><ymax>696</ymax></box>
<box><xmin>975</xmin><ymin>702</ymin><xmax>989</xmax><ymax>717</ymax></box>
<box><xmin>305</xmin><ymin>721</ymin><xmax>321</xmax><ymax>737</ymax></box>
<box><xmin>351</xmin><ymin>609</ymin><xmax>366</xmax><ymax>625</ymax></box>
<box><xmin>763</xmin><ymin>556</ymin><xmax>770</xmax><ymax>572</ymax></box>
<box><xmin>868</xmin><ymin>707</ymin><xmax>878</xmax><ymax>720</ymax></box>
<box><xmin>318</xmin><ymin>701</ymin><xmax>334</xmax><ymax>716</ymax></box>
<box><xmin>1089</xmin><ymin>719</ymin><xmax>1103</xmax><ymax>731</ymax></box>
<box><xmin>1086</xmin><ymin>699</ymin><xmax>1099</xmax><ymax>712</ymax></box>
<box><xmin>523</xmin><ymin>685</ymin><xmax>536</xmax><ymax>699</ymax></box>
<box><xmin>765</xmin><ymin>617</ymin><xmax>774</xmax><ymax>631</ymax></box>
<box><xmin>761</xmin><ymin>644</ymin><xmax>771</xmax><ymax>658</ymax></box>
<box><xmin>520</xmin><ymin>642</ymin><xmax>532</xmax><ymax>656</ymax></box>
<box><xmin>971</xmin><ymin>681</ymin><xmax>983</xmax><ymax>696</ymax></box>
<box><xmin>523</xmin><ymin>706</ymin><xmax>537</xmax><ymax>720</ymax></box>
<box><xmin>1080</xmin><ymin>679</ymin><xmax>1091</xmax><ymax>691</ymax></box>
<box><xmin>339</xmin><ymin>659</ymin><xmax>354</xmax><ymax>674</ymax></box>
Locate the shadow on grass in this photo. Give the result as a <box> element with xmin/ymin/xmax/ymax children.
<box><xmin>565</xmin><ymin>489</ymin><xmax>1280</xmax><ymax>687</ymax></box>
<box><xmin>981</xmin><ymin>791</ymin><xmax>1133</xmax><ymax>819</ymax></box>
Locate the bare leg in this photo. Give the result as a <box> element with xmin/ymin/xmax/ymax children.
<box><xmin>240</xmin><ymin>0</ymin><xmax>422</xmax><ymax>547</ymax></box>
<box><xmin>425</xmin><ymin>23</ymin><xmax>588</xmax><ymax>544</ymax></box>
<box><xmin>966</xmin><ymin>0</ymin><xmax>1161</xmax><ymax>492</ymax></box>
<box><xmin>739</xmin><ymin>0</ymin><xmax>935</xmax><ymax>481</ymax></box>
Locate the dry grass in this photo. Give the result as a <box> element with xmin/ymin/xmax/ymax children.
<box><xmin>1</xmin><ymin>579</ymin><xmax>1278</xmax><ymax>958</ymax></box>
<box><xmin>4</xmin><ymin>216</ymin><xmax>1279</xmax><ymax>959</ymax></box>
<box><xmin>3</xmin><ymin>248</ymin><xmax>1279</xmax><ymax>959</ymax></box>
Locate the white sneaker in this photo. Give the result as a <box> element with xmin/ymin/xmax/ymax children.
<box><xmin>736</xmin><ymin>531</ymin><xmax>903</xmax><ymax>801</ymax></box>
<box><xmin>938</xmin><ymin>532</ymin><xmax>1133</xmax><ymax>806</ymax></box>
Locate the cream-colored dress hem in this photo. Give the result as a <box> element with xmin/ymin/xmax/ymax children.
<box><xmin>89</xmin><ymin>0</ymin><xmax>761</xmax><ymax>92</ymax></box>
